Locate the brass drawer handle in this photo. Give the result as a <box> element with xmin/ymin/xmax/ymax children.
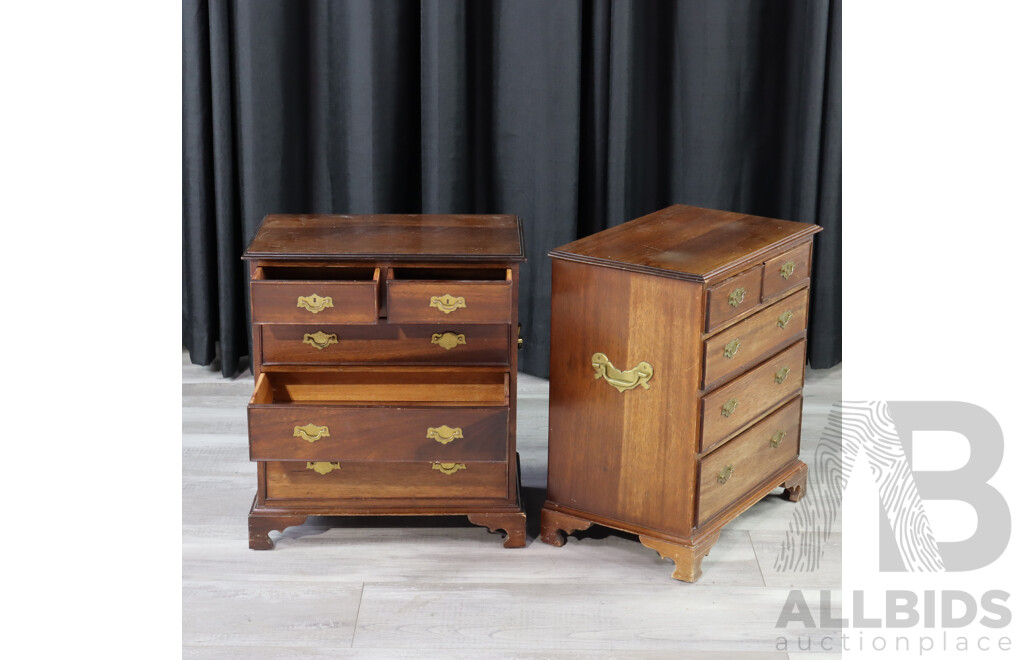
<box><xmin>306</xmin><ymin>461</ymin><xmax>340</xmax><ymax>475</ymax></box>
<box><xmin>303</xmin><ymin>331</ymin><xmax>338</xmax><ymax>350</ymax></box>
<box><xmin>718</xmin><ymin>465</ymin><xmax>734</xmax><ymax>484</ymax></box>
<box><xmin>723</xmin><ymin>339</ymin><xmax>740</xmax><ymax>359</ymax></box>
<box><xmin>780</xmin><ymin>261</ymin><xmax>796</xmax><ymax>280</ymax></box>
<box><xmin>427</xmin><ymin>425</ymin><xmax>463</xmax><ymax>445</ymax></box>
<box><xmin>429</xmin><ymin>294</ymin><xmax>466</xmax><ymax>314</ymax></box>
<box><xmin>775</xmin><ymin>366</ymin><xmax>791</xmax><ymax>384</ymax></box>
<box><xmin>770</xmin><ymin>430</ymin><xmax>786</xmax><ymax>448</ymax></box>
<box><xmin>728</xmin><ymin>287</ymin><xmax>746</xmax><ymax>308</ymax></box>
<box><xmin>294</xmin><ymin>424</ymin><xmax>330</xmax><ymax>443</ymax></box>
<box><xmin>296</xmin><ymin>294</ymin><xmax>333</xmax><ymax>314</ymax></box>
<box><xmin>517</xmin><ymin>323</ymin><xmax>524</xmax><ymax>350</ymax></box>
<box><xmin>431</xmin><ymin>332</ymin><xmax>466</xmax><ymax>350</ymax></box>
<box><xmin>721</xmin><ymin>398</ymin><xmax>739</xmax><ymax>417</ymax></box>
<box><xmin>777</xmin><ymin>311</ymin><xmax>794</xmax><ymax>329</ymax></box>
<box><xmin>432</xmin><ymin>462</ymin><xmax>466</xmax><ymax>475</ymax></box>
<box><xmin>592</xmin><ymin>353</ymin><xmax>653</xmax><ymax>393</ymax></box>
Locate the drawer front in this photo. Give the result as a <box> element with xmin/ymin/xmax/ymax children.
<box><xmin>762</xmin><ymin>242</ymin><xmax>812</xmax><ymax>300</ymax></box>
<box><xmin>265</xmin><ymin>460</ymin><xmax>508</xmax><ymax>500</ymax></box>
<box><xmin>387</xmin><ymin>281</ymin><xmax>512</xmax><ymax>324</ymax></box>
<box><xmin>705</xmin><ymin>266</ymin><xmax>763</xmax><ymax>331</ymax></box>
<box><xmin>700</xmin><ymin>341</ymin><xmax>806</xmax><ymax>452</ymax></box>
<box><xmin>703</xmin><ymin>288</ymin><xmax>808</xmax><ymax>388</ymax></box>
<box><xmin>261</xmin><ymin>324</ymin><xmax>509</xmax><ymax>365</ymax></box>
<box><xmin>251</xmin><ymin>280</ymin><xmax>378</xmax><ymax>324</ymax></box>
<box><xmin>697</xmin><ymin>397</ymin><xmax>802</xmax><ymax>526</ymax></box>
<box><xmin>249</xmin><ymin>406</ymin><xmax>508</xmax><ymax>461</ymax></box>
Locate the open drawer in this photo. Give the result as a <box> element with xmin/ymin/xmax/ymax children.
<box><xmin>250</xmin><ymin>265</ymin><xmax>379</xmax><ymax>324</ymax></box>
<box><xmin>386</xmin><ymin>267</ymin><xmax>512</xmax><ymax>324</ymax></box>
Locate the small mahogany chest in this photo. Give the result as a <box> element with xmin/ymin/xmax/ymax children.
<box><xmin>540</xmin><ymin>204</ymin><xmax>821</xmax><ymax>581</ymax></box>
<box><xmin>242</xmin><ymin>214</ymin><xmax>527</xmax><ymax>549</ymax></box>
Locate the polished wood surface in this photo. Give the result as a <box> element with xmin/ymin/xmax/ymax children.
<box><xmin>762</xmin><ymin>242</ymin><xmax>812</xmax><ymax>300</ymax></box>
<box><xmin>542</xmin><ymin>205</ymin><xmax>820</xmax><ymax>581</ymax></box>
<box><xmin>242</xmin><ymin>214</ymin><xmax>526</xmax><ymax>549</ymax></box>
<box><xmin>243</xmin><ymin>214</ymin><xmax>526</xmax><ymax>261</ymax></box>
<box><xmin>549</xmin><ymin>204</ymin><xmax>821</xmax><ymax>283</ymax></box>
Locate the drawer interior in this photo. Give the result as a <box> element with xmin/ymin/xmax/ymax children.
<box><xmin>390</xmin><ymin>267</ymin><xmax>511</xmax><ymax>282</ymax></box>
<box><xmin>256</xmin><ymin>266</ymin><xmax>380</xmax><ymax>282</ymax></box>
<box><xmin>252</xmin><ymin>370</ymin><xmax>509</xmax><ymax>406</ymax></box>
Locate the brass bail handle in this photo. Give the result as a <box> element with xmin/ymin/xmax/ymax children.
<box><xmin>429</xmin><ymin>294</ymin><xmax>466</xmax><ymax>314</ymax></box>
<box><xmin>591</xmin><ymin>353</ymin><xmax>653</xmax><ymax>393</ymax></box>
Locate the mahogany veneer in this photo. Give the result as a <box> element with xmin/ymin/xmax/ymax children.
<box><xmin>243</xmin><ymin>214</ymin><xmax>527</xmax><ymax>549</ymax></box>
<box><xmin>540</xmin><ymin>204</ymin><xmax>821</xmax><ymax>581</ymax></box>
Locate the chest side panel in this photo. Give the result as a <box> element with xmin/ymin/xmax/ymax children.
<box><xmin>547</xmin><ymin>259</ymin><xmax>703</xmax><ymax>535</ymax></box>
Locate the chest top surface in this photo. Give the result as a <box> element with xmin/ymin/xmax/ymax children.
<box><xmin>243</xmin><ymin>214</ymin><xmax>525</xmax><ymax>262</ymax></box>
<box><xmin>549</xmin><ymin>204</ymin><xmax>820</xmax><ymax>282</ymax></box>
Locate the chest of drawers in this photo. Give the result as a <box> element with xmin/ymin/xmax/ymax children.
<box><xmin>242</xmin><ymin>214</ymin><xmax>527</xmax><ymax>549</ymax></box>
<box><xmin>539</xmin><ymin>204</ymin><xmax>822</xmax><ymax>581</ymax></box>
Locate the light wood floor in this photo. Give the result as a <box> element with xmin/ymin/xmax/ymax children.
<box><xmin>183</xmin><ymin>350</ymin><xmax>841</xmax><ymax>658</ymax></box>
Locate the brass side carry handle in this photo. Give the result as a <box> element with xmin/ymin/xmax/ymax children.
<box><xmin>306</xmin><ymin>461</ymin><xmax>340</xmax><ymax>475</ymax></box>
<box><xmin>429</xmin><ymin>294</ymin><xmax>466</xmax><ymax>314</ymax></box>
<box><xmin>718</xmin><ymin>465</ymin><xmax>735</xmax><ymax>484</ymax></box>
<box><xmin>294</xmin><ymin>424</ymin><xmax>330</xmax><ymax>443</ymax></box>
<box><xmin>723</xmin><ymin>339</ymin><xmax>741</xmax><ymax>360</ymax></box>
<box><xmin>728</xmin><ymin>287</ymin><xmax>746</xmax><ymax>308</ymax></box>
<box><xmin>780</xmin><ymin>261</ymin><xmax>796</xmax><ymax>280</ymax></box>
<box><xmin>427</xmin><ymin>425</ymin><xmax>463</xmax><ymax>445</ymax></box>
<box><xmin>431</xmin><ymin>332</ymin><xmax>466</xmax><ymax>351</ymax></box>
<box><xmin>303</xmin><ymin>331</ymin><xmax>338</xmax><ymax>351</ymax></box>
<box><xmin>591</xmin><ymin>353</ymin><xmax>653</xmax><ymax>393</ymax></box>
<box><xmin>721</xmin><ymin>398</ymin><xmax>739</xmax><ymax>418</ymax></box>
<box><xmin>777</xmin><ymin>311</ymin><xmax>794</xmax><ymax>329</ymax></box>
<box><xmin>297</xmin><ymin>294</ymin><xmax>333</xmax><ymax>314</ymax></box>
<box><xmin>432</xmin><ymin>462</ymin><xmax>466</xmax><ymax>475</ymax></box>
<box><xmin>775</xmin><ymin>366</ymin><xmax>791</xmax><ymax>384</ymax></box>
<box><xmin>770</xmin><ymin>430</ymin><xmax>786</xmax><ymax>448</ymax></box>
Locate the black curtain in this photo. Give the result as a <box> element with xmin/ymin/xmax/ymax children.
<box><xmin>183</xmin><ymin>0</ymin><xmax>841</xmax><ymax>378</ymax></box>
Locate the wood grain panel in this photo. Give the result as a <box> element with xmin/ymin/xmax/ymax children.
<box><xmin>259</xmin><ymin>370</ymin><xmax>508</xmax><ymax>405</ymax></box>
<box><xmin>386</xmin><ymin>278</ymin><xmax>512</xmax><ymax>324</ymax></box>
<box><xmin>762</xmin><ymin>241</ymin><xmax>812</xmax><ymax>300</ymax></box>
<box><xmin>251</xmin><ymin>267</ymin><xmax>379</xmax><ymax>324</ymax></box>
<box><xmin>705</xmin><ymin>266</ymin><xmax>763</xmax><ymax>331</ymax></box>
<box><xmin>265</xmin><ymin>461</ymin><xmax>508</xmax><ymax>500</ymax></box>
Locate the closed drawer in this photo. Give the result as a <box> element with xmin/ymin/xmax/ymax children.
<box><xmin>265</xmin><ymin>460</ymin><xmax>508</xmax><ymax>500</ymax></box>
<box><xmin>702</xmin><ymin>288</ymin><xmax>808</xmax><ymax>388</ymax></box>
<box><xmin>762</xmin><ymin>242</ymin><xmax>812</xmax><ymax>300</ymax></box>
<box><xmin>705</xmin><ymin>266</ymin><xmax>763</xmax><ymax>331</ymax></box>
<box><xmin>251</xmin><ymin>266</ymin><xmax>379</xmax><ymax>324</ymax></box>
<box><xmin>697</xmin><ymin>397</ymin><xmax>802</xmax><ymax>526</ymax></box>
<box><xmin>700</xmin><ymin>341</ymin><xmax>806</xmax><ymax>453</ymax></box>
<box><xmin>249</xmin><ymin>404</ymin><xmax>508</xmax><ymax>461</ymax></box>
<box><xmin>386</xmin><ymin>267</ymin><xmax>512</xmax><ymax>324</ymax></box>
<box><xmin>261</xmin><ymin>324</ymin><xmax>509</xmax><ymax>365</ymax></box>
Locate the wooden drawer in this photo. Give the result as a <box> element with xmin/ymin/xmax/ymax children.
<box><xmin>261</xmin><ymin>324</ymin><xmax>509</xmax><ymax>365</ymax></box>
<box><xmin>386</xmin><ymin>267</ymin><xmax>512</xmax><ymax>324</ymax></box>
<box><xmin>265</xmin><ymin>460</ymin><xmax>508</xmax><ymax>500</ymax></box>
<box><xmin>762</xmin><ymin>242</ymin><xmax>812</xmax><ymax>300</ymax></box>
<box><xmin>702</xmin><ymin>288</ymin><xmax>808</xmax><ymax>388</ymax></box>
<box><xmin>705</xmin><ymin>266</ymin><xmax>763</xmax><ymax>331</ymax></box>
<box><xmin>250</xmin><ymin>370</ymin><xmax>509</xmax><ymax>407</ymax></box>
<box><xmin>251</xmin><ymin>266</ymin><xmax>379</xmax><ymax>324</ymax></box>
<box><xmin>700</xmin><ymin>341</ymin><xmax>806</xmax><ymax>453</ymax></box>
<box><xmin>697</xmin><ymin>397</ymin><xmax>802</xmax><ymax>526</ymax></box>
<box><xmin>249</xmin><ymin>403</ymin><xmax>508</xmax><ymax>461</ymax></box>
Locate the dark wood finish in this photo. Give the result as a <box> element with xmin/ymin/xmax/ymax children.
<box><xmin>261</xmin><ymin>323</ymin><xmax>509</xmax><ymax>365</ymax></box>
<box><xmin>762</xmin><ymin>242</ymin><xmax>812</xmax><ymax>300</ymax></box>
<box><xmin>699</xmin><ymin>341</ymin><xmax>806</xmax><ymax>452</ymax></box>
<box><xmin>705</xmin><ymin>266</ymin><xmax>763</xmax><ymax>331</ymax></box>
<box><xmin>242</xmin><ymin>214</ymin><xmax>526</xmax><ymax>548</ymax></box>
<box><xmin>542</xmin><ymin>204</ymin><xmax>820</xmax><ymax>581</ymax></box>
<box><xmin>702</xmin><ymin>289</ymin><xmax>809</xmax><ymax>388</ymax></box>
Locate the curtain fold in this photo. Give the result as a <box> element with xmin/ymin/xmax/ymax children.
<box><xmin>183</xmin><ymin>0</ymin><xmax>841</xmax><ymax>377</ymax></box>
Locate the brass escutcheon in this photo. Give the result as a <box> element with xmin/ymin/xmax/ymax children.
<box><xmin>780</xmin><ymin>261</ymin><xmax>796</xmax><ymax>280</ymax></box>
<box><xmin>591</xmin><ymin>353</ymin><xmax>653</xmax><ymax>393</ymax></box>
<box><xmin>426</xmin><ymin>425</ymin><xmax>463</xmax><ymax>445</ymax></box>
<box><xmin>723</xmin><ymin>339</ymin><xmax>741</xmax><ymax>359</ymax></box>
<box><xmin>297</xmin><ymin>294</ymin><xmax>334</xmax><ymax>314</ymax></box>
<box><xmin>775</xmin><ymin>366</ymin><xmax>791</xmax><ymax>384</ymax></box>
<box><xmin>429</xmin><ymin>294</ymin><xmax>466</xmax><ymax>314</ymax></box>
<box><xmin>430</xmin><ymin>332</ymin><xmax>467</xmax><ymax>351</ymax></box>
<box><xmin>728</xmin><ymin>287</ymin><xmax>746</xmax><ymax>308</ymax></box>
<box><xmin>722</xmin><ymin>398</ymin><xmax>739</xmax><ymax>418</ymax></box>
<box><xmin>432</xmin><ymin>462</ymin><xmax>466</xmax><ymax>475</ymax></box>
<box><xmin>306</xmin><ymin>461</ymin><xmax>340</xmax><ymax>475</ymax></box>
<box><xmin>718</xmin><ymin>465</ymin><xmax>735</xmax><ymax>484</ymax></box>
<box><xmin>303</xmin><ymin>331</ymin><xmax>338</xmax><ymax>350</ymax></box>
<box><xmin>770</xmin><ymin>430</ymin><xmax>786</xmax><ymax>448</ymax></box>
<box><xmin>293</xmin><ymin>423</ymin><xmax>330</xmax><ymax>443</ymax></box>
<box><xmin>777</xmin><ymin>311</ymin><xmax>794</xmax><ymax>329</ymax></box>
